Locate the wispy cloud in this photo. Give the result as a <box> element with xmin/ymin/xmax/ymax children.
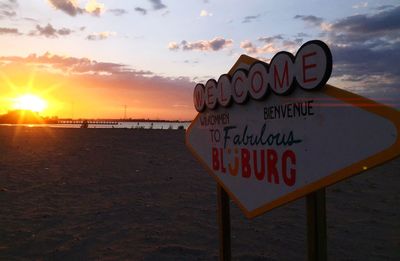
<box><xmin>258</xmin><ymin>35</ymin><xmax>283</xmax><ymax>43</ymax></box>
<box><xmin>352</xmin><ymin>2</ymin><xmax>368</xmax><ymax>9</ymax></box>
<box><xmin>0</xmin><ymin>27</ymin><xmax>20</xmax><ymax>35</ymax></box>
<box><xmin>294</xmin><ymin>15</ymin><xmax>324</xmax><ymax>26</ymax></box>
<box><xmin>135</xmin><ymin>7</ymin><xmax>147</xmax><ymax>15</ymax></box>
<box><xmin>242</xmin><ymin>14</ymin><xmax>260</xmax><ymax>23</ymax></box>
<box><xmin>29</xmin><ymin>23</ymin><xmax>73</xmax><ymax>38</ymax></box>
<box><xmin>0</xmin><ymin>0</ymin><xmax>18</xmax><ymax>19</ymax></box>
<box><xmin>169</xmin><ymin>37</ymin><xmax>233</xmax><ymax>51</ymax></box>
<box><xmin>86</xmin><ymin>31</ymin><xmax>116</xmax><ymax>41</ymax></box>
<box><xmin>108</xmin><ymin>8</ymin><xmax>128</xmax><ymax>16</ymax></box>
<box><xmin>200</xmin><ymin>9</ymin><xmax>212</xmax><ymax>17</ymax></box>
<box><xmin>149</xmin><ymin>0</ymin><xmax>166</xmax><ymax>10</ymax></box>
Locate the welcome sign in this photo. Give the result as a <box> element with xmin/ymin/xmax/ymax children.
<box><xmin>186</xmin><ymin>40</ymin><xmax>400</xmax><ymax>218</ymax></box>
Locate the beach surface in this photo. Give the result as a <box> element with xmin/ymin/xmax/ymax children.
<box><xmin>0</xmin><ymin>127</ymin><xmax>399</xmax><ymax>260</ymax></box>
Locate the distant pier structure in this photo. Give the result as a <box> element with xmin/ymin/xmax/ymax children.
<box><xmin>57</xmin><ymin>119</ymin><xmax>119</xmax><ymax>125</ymax></box>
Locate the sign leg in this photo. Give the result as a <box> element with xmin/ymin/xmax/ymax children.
<box><xmin>217</xmin><ymin>184</ymin><xmax>231</xmax><ymax>261</ymax></box>
<box><xmin>306</xmin><ymin>188</ymin><xmax>327</xmax><ymax>261</ymax></box>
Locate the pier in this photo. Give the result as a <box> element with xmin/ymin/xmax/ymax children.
<box><xmin>57</xmin><ymin>120</ymin><xmax>120</xmax><ymax>125</ymax></box>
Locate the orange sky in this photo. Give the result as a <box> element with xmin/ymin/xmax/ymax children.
<box><xmin>0</xmin><ymin>54</ymin><xmax>196</xmax><ymax>120</ymax></box>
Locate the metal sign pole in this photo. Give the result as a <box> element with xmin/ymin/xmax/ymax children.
<box><xmin>306</xmin><ymin>188</ymin><xmax>327</xmax><ymax>261</ymax></box>
<box><xmin>217</xmin><ymin>184</ymin><xmax>231</xmax><ymax>261</ymax></box>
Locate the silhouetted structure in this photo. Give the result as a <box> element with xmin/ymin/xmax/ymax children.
<box><xmin>0</xmin><ymin>110</ymin><xmax>43</xmax><ymax>124</ymax></box>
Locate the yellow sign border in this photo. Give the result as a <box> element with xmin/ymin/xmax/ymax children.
<box><xmin>186</xmin><ymin>54</ymin><xmax>400</xmax><ymax>218</ymax></box>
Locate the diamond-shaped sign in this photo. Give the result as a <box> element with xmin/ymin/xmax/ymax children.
<box><xmin>186</xmin><ymin>51</ymin><xmax>400</xmax><ymax>218</ymax></box>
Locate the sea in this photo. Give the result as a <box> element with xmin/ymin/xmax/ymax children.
<box><xmin>0</xmin><ymin>121</ymin><xmax>191</xmax><ymax>130</ymax></box>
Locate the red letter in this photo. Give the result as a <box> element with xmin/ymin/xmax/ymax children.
<box><xmin>253</xmin><ymin>150</ymin><xmax>265</xmax><ymax>180</ymax></box>
<box><xmin>220</xmin><ymin>148</ymin><xmax>226</xmax><ymax>173</ymax></box>
<box><xmin>241</xmin><ymin>148</ymin><xmax>251</xmax><ymax>178</ymax></box>
<box><xmin>212</xmin><ymin>147</ymin><xmax>219</xmax><ymax>171</ymax></box>
<box><xmin>274</xmin><ymin>61</ymin><xmax>289</xmax><ymax>89</ymax></box>
<box><xmin>251</xmin><ymin>71</ymin><xmax>263</xmax><ymax>93</ymax></box>
<box><xmin>234</xmin><ymin>77</ymin><xmax>244</xmax><ymax>97</ymax></box>
<box><xmin>220</xmin><ymin>82</ymin><xmax>227</xmax><ymax>103</ymax></box>
<box><xmin>195</xmin><ymin>91</ymin><xmax>203</xmax><ymax>108</ymax></box>
<box><xmin>207</xmin><ymin>85</ymin><xmax>214</xmax><ymax>104</ymax></box>
<box><xmin>282</xmin><ymin>150</ymin><xmax>296</xmax><ymax>186</ymax></box>
<box><xmin>302</xmin><ymin>52</ymin><xmax>317</xmax><ymax>83</ymax></box>
<box><xmin>267</xmin><ymin>149</ymin><xmax>279</xmax><ymax>184</ymax></box>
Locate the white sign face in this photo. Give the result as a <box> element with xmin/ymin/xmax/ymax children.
<box><xmin>186</xmin><ymin>41</ymin><xmax>400</xmax><ymax>218</ymax></box>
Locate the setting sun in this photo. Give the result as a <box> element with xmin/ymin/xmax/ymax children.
<box><xmin>13</xmin><ymin>94</ymin><xmax>47</xmax><ymax>113</ymax></box>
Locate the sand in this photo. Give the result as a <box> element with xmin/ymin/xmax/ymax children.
<box><xmin>0</xmin><ymin>126</ymin><xmax>399</xmax><ymax>260</ymax></box>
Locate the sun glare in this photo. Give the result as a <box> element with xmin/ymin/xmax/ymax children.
<box><xmin>13</xmin><ymin>94</ymin><xmax>47</xmax><ymax>113</ymax></box>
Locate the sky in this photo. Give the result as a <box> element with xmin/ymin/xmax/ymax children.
<box><xmin>0</xmin><ymin>0</ymin><xmax>399</xmax><ymax>120</ymax></box>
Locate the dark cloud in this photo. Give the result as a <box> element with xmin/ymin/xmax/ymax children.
<box><xmin>109</xmin><ymin>8</ymin><xmax>128</xmax><ymax>16</ymax></box>
<box><xmin>30</xmin><ymin>23</ymin><xmax>73</xmax><ymax>38</ymax></box>
<box><xmin>149</xmin><ymin>0</ymin><xmax>166</xmax><ymax>10</ymax></box>
<box><xmin>135</xmin><ymin>7</ymin><xmax>147</xmax><ymax>15</ymax></box>
<box><xmin>374</xmin><ymin>5</ymin><xmax>395</xmax><ymax>11</ymax></box>
<box><xmin>294</xmin><ymin>15</ymin><xmax>324</xmax><ymax>26</ymax></box>
<box><xmin>331</xmin><ymin>5</ymin><xmax>400</xmax><ymax>36</ymax></box>
<box><xmin>297</xmin><ymin>5</ymin><xmax>400</xmax><ymax>100</ymax></box>
<box><xmin>0</xmin><ymin>27</ymin><xmax>19</xmax><ymax>35</ymax></box>
<box><xmin>172</xmin><ymin>37</ymin><xmax>233</xmax><ymax>51</ymax></box>
<box><xmin>47</xmin><ymin>0</ymin><xmax>83</xmax><ymax>16</ymax></box>
<box><xmin>242</xmin><ymin>14</ymin><xmax>260</xmax><ymax>23</ymax></box>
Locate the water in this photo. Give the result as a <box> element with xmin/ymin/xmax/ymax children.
<box><xmin>0</xmin><ymin>121</ymin><xmax>191</xmax><ymax>130</ymax></box>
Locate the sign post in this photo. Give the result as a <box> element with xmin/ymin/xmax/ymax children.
<box><xmin>186</xmin><ymin>40</ymin><xmax>400</xmax><ymax>260</ymax></box>
<box><xmin>307</xmin><ymin>189</ymin><xmax>327</xmax><ymax>261</ymax></box>
<box><xmin>217</xmin><ymin>185</ymin><xmax>231</xmax><ymax>261</ymax></box>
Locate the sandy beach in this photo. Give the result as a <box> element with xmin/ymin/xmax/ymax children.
<box><xmin>0</xmin><ymin>126</ymin><xmax>399</xmax><ymax>260</ymax></box>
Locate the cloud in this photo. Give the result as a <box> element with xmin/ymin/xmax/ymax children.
<box><xmin>0</xmin><ymin>52</ymin><xmax>142</xmax><ymax>75</ymax></box>
<box><xmin>352</xmin><ymin>2</ymin><xmax>368</xmax><ymax>9</ymax></box>
<box><xmin>0</xmin><ymin>27</ymin><xmax>19</xmax><ymax>35</ymax></box>
<box><xmin>29</xmin><ymin>23</ymin><xmax>73</xmax><ymax>38</ymax></box>
<box><xmin>375</xmin><ymin>5</ymin><xmax>395</xmax><ymax>11</ymax></box>
<box><xmin>258</xmin><ymin>35</ymin><xmax>283</xmax><ymax>43</ymax></box>
<box><xmin>135</xmin><ymin>7</ymin><xmax>147</xmax><ymax>15</ymax></box>
<box><xmin>296</xmin><ymin>5</ymin><xmax>400</xmax><ymax>101</ymax></box>
<box><xmin>294</xmin><ymin>14</ymin><xmax>324</xmax><ymax>26</ymax></box>
<box><xmin>47</xmin><ymin>0</ymin><xmax>105</xmax><ymax>16</ymax></box>
<box><xmin>47</xmin><ymin>0</ymin><xmax>83</xmax><ymax>16</ymax></box>
<box><xmin>240</xmin><ymin>40</ymin><xmax>277</xmax><ymax>55</ymax></box>
<box><xmin>242</xmin><ymin>14</ymin><xmax>260</xmax><ymax>23</ymax></box>
<box><xmin>0</xmin><ymin>0</ymin><xmax>18</xmax><ymax>19</ymax></box>
<box><xmin>86</xmin><ymin>31</ymin><xmax>116</xmax><ymax>41</ymax></box>
<box><xmin>200</xmin><ymin>9</ymin><xmax>212</xmax><ymax>17</ymax></box>
<box><xmin>330</xmin><ymin>5</ymin><xmax>400</xmax><ymax>37</ymax></box>
<box><xmin>149</xmin><ymin>0</ymin><xmax>166</xmax><ymax>10</ymax></box>
<box><xmin>108</xmin><ymin>8</ymin><xmax>127</xmax><ymax>16</ymax></box>
<box><xmin>85</xmin><ymin>0</ymin><xmax>105</xmax><ymax>16</ymax></box>
<box><xmin>170</xmin><ymin>37</ymin><xmax>233</xmax><ymax>51</ymax></box>
<box><xmin>168</xmin><ymin>42</ymin><xmax>179</xmax><ymax>51</ymax></box>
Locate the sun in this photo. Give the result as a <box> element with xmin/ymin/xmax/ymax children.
<box><xmin>13</xmin><ymin>94</ymin><xmax>47</xmax><ymax>113</ymax></box>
